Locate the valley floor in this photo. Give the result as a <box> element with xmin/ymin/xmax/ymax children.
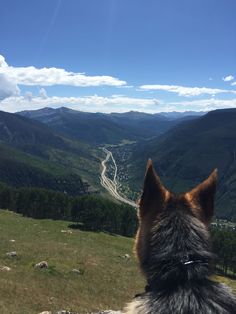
<box><xmin>0</xmin><ymin>210</ymin><xmax>235</xmax><ymax>314</ymax></box>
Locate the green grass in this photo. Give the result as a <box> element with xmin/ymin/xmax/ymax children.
<box><xmin>214</xmin><ymin>275</ymin><xmax>236</xmax><ymax>294</ymax></box>
<box><xmin>0</xmin><ymin>210</ymin><xmax>235</xmax><ymax>314</ymax></box>
<box><xmin>0</xmin><ymin>210</ymin><xmax>144</xmax><ymax>314</ymax></box>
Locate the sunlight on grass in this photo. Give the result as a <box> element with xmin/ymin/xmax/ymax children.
<box><xmin>0</xmin><ymin>210</ymin><xmax>144</xmax><ymax>313</ymax></box>
<box><xmin>0</xmin><ymin>210</ymin><xmax>235</xmax><ymax>313</ymax></box>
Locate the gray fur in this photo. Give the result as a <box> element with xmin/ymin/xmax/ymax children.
<box><xmin>126</xmin><ymin>199</ymin><xmax>236</xmax><ymax>314</ymax></box>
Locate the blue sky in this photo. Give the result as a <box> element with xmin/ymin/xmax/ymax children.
<box><xmin>0</xmin><ymin>0</ymin><xmax>236</xmax><ymax>113</ymax></box>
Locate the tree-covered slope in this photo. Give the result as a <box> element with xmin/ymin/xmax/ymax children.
<box><xmin>18</xmin><ymin>107</ymin><xmax>192</xmax><ymax>144</ymax></box>
<box><xmin>129</xmin><ymin>109</ymin><xmax>236</xmax><ymax>221</ymax></box>
<box><xmin>0</xmin><ymin>110</ymin><xmax>100</xmax><ymax>194</ymax></box>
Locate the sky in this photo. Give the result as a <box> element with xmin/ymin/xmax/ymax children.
<box><xmin>0</xmin><ymin>0</ymin><xmax>236</xmax><ymax>113</ymax></box>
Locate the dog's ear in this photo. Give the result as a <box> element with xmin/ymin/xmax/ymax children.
<box><xmin>186</xmin><ymin>169</ymin><xmax>217</xmax><ymax>224</ymax></box>
<box><xmin>139</xmin><ymin>159</ymin><xmax>168</xmax><ymax>217</ymax></box>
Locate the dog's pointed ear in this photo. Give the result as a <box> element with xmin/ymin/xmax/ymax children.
<box><xmin>139</xmin><ymin>159</ymin><xmax>168</xmax><ymax>217</ymax></box>
<box><xmin>186</xmin><ymin>169</ymin><xmax>217</xmax><ymax>224</ymax></box>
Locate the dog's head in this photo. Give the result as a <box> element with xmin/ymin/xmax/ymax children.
<box><xmin>135</xmin><ymin>159</ymin><xmax>217</xmax><ymax>270</ymax></box>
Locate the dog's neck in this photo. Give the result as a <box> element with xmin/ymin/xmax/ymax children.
<box><xmin>142</xmin><ymin>211</ymin><xmax>214</xmax><ymax>291</ymax></box>
<box><xmin>146</xmin><ymin>253</ymin><xmax>213</xmax><ymax>291</ymax></box>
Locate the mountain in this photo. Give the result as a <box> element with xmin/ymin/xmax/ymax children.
<box><xmin>2</xmin><ymin>108</ymin><xmax>203</xmax><ymax>196</ymax></box>
<box><xmin>109</xmin><ymin>110</ymin><xmax>167</xmax><ymax>120</ymax></box>
<box><xmin>18</xmin><ymin>107</ymin><xmax>199</xmax><ymax>144</ymax></box>
<box><xmin>0</xmin><ymin>110</ymin><xmax>100</xmax><ymax>194</ymax></box>
<box><xmin>18</xmin><ymin>107</ymin><xmax>139</xmax><ymax>144</ymax></box>
<box><xmin>158</xmin><ymin>111</ymin><xmax>206</xmax><ymax>120</ymax></box>
<box><xmin>128</xmin><ymin>108</ymin><xmax>236</xmax><ymax>221</ymax></box>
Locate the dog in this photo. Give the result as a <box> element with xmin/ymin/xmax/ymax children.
<box><xmin>125</xmin><ymin>160</ymin><xmax>236</xmax><ymax>314</ymax></box>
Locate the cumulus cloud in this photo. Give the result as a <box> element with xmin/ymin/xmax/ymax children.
<box><xmin>0</xmin><ymin>73</ymin><xmax>20</xmax><ymax>101</ymax></box>
<box><xmin>1</xmin><ymin>93</ymin><xmax>236</xmax><ymax>113</ymax></box>
<box><xmin>39</xmin><ymin>88</ymin><xmax>47</xmax><ymax>99</ymax></box>
<box><xmin>170</xmin><ymin>98</ymin><xmax>236</xmax><ymax>111</ymax></box>
<box><xmin>0</xmin><ymin>54</ymin><xmax>126</xmax><ymax>87</ymax></box>
<box><xmin>0</xmin><ymin>55</ymin><xmax>8</xmax><ymax>68</ymax></box>
<box><xmin>139</xmin><ymin>84</ymin><xmax>236</xmax><ymax>97</ymax></box>
<box><xmin>223</xmin><ymin>75</ymin><xmax>234</xmax><ymax>82</ymax></box>
<box><xmin>24</xmin><ymin>91</ymin><xmax>33</xmax><ymax>101</ymax></box>
<box><xmin>0</xmin><ymin>94</ymin><xmax>162</xmax><ymax>113</ymax></box>
<box><xmin>0</xmin><ymin>55</ymin><xmax>20</xmax><ymax>100</ymax></box>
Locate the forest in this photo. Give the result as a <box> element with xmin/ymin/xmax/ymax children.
<box><xmin>211</xmin><ymin>227</ymin><xmax>236</xmax><ymax>276</ymax></box>
<box><xmin>0</xmin><ymin>183</ymin><xmax>137</xmax><ymax>237</ymax></box>
<box><xmin>0</xmin><ymin>182</ymin><xmax>235</xmax><ymax>277</ymax></box>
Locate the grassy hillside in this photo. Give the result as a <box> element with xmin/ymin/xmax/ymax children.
<box><xmin>0</xmin><ymin>210</ymin><xmax>235</xmax><ymax>314</ymax></box>
<box><xmin>0</xmin><ymin>210</ymin><xmax>144</xmax><ymax>313</ymax></box>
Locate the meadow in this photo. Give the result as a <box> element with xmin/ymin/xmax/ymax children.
<box><xmin>0</xmin><ymin>210</ymin><xmax>235</xmax><ymax>314</ymax></box>
<box><xmin>0</xmin><ymin>210</ymin><xmax>144</xmax><ymax>314</ymax></box>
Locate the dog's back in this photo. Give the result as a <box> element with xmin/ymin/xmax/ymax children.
<box><xmin>125</xmin><ymin>160</ymin><xmax>236</xmax><ymax>314</ymax></box>
<box><xmin>126</xmin><ymin>282</ymin><xmax>236</xmax><ymax>314</ymax></box>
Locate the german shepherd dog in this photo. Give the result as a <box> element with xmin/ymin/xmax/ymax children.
<box><xmin>125</xmin><ymin>160</ymin><xmax>236</xmax><ymax>314</ymax></box>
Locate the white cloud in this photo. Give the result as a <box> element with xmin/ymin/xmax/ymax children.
<box><xmin>223</xmin><ymin>75</ymin><xmax>234</xmax><ymax>82</ymax></box>
<box><xmin>0</xmin><ymin>55</ymin><xmax>8</xmax><ymax>68</ymax></box>
<box><xmin>0</xmin><ymin>54</ymin><xmax>126</xmax><ymax>87</ymax></box>
<box><xmin>170</xmin><ymin>98</ymin><xmax>236</xmax><ymax>111</ymax></box>
<box><xmin>24</xmin><ymin>91</ymin><xmax>33</xmax><ymax>101</ymax></box>
<box><xmin>0</xmin><ymin>94</ymin><xmax>162</xmax><ymax>113</ymax></box>
<box><xmin>0</xmin><ymin>55</ymin><xmax>20</xmax><ymax>100</ymax></box>
<box><xmin>139</xmin><ymin>84</ymin><xmax>236</xmax><ymax>97</ymax></box>
<box><xmin>231</xmin><ymin>81</ymin><xmax>236</xmax><ymax>86</ymax></box>
<box><xmin>39</xmin><ymin>88</ymin><xmax>47</xmax><ymax>99</ymax></box>
<box><xmin>0</xmin><ymin>73</ymin><xmax>20</xmax><ymax>101</ymax></box>
<box><xmin>1</xmin><ymin>93</ymin><xmax>236</xmax><ymax>113</ymax></box>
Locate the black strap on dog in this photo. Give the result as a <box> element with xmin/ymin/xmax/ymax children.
<box><xmin>134</xmin><ymin>254</ymin><xmax>211</xmax><ymax>298</ymax></box>
<box><xmin>161</xmin><ymin>253</ymin><xmax>211</xmax><ymax>267</ymax></box>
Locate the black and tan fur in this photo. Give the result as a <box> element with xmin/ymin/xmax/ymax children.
<box><xmin>125</xmin><ymin>160</ymin><xmax>236</xmax><ymax>314</ymax></box>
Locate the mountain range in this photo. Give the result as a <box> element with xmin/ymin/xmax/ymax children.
<box><xmin>18</xmin><ymin>107</ymin><xmax>202</xmax><ymax>144</ymax></box>
<box><xmin>0</xmin><ymin>110</ymin><xmax>100</xmax><ymax>194</ymax></box>
<box><xmin>128</xmin><ymin>108</ymin><xmax>236</xmax><ymax>221</ymax></box>
<box><xmin>1</xmin><ymin>105</ymin><xmax>235</xmax><ymax>221</ymax></box>
<box><xmin>1</xmin><ymin>107</ymin><xmax>202</xmax><ymax>195</ymax></box>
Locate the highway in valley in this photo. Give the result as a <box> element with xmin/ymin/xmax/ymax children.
<box><xmin>100</xmin><ymin>148</ymin><xmax>138</xmax><ymax>208</ymax></box>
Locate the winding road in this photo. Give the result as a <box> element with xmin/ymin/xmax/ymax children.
<box><xmin>100</xmin><ymin>148</ymin><xmax>138</xmax><ymax>208</ymax></box>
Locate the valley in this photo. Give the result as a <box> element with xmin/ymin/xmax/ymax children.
<box><xmin>100</xmin><ymin>147</ymin><xmax>137</xmax><ymax>208</ymax></box>
<box><xmin>0</xmin><ymin>107</ymin><xmax>236</xmax><ymax>222</ymax></box>
<box><xmin>1</xmin><ymin>107</ymin><xmax>236</xmax><ymax>313</ymax></box>
<box><xmin>2</xmin><ymin>4</ymin><xmax>235</xmax><ymax>313</ymax></box>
